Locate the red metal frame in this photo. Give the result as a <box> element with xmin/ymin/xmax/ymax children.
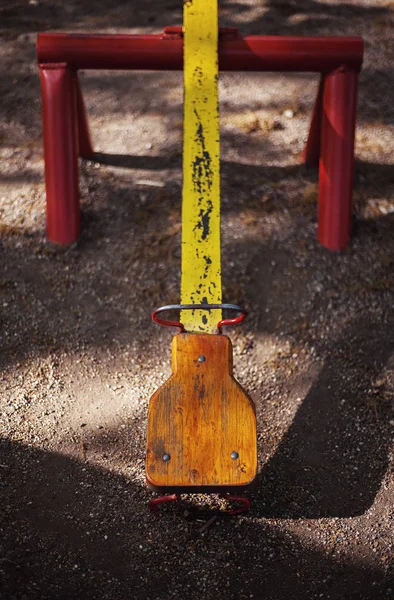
<box><xmin>219</xmin><ymin>494</ymin><xmax>251</xmax><ymax>515</ymax></box>
<box><xmin>319</xmin><ymin>67</ymin><xmax>359</xmax><ymax>250</ymax></box>
<box><xmin>148</xmin><ymin>493</ymin><xmax>250</xmax><ymax>515</ymax></box>
<box><xmin>37</xmin><ymin>32</ymin><xmax>363</xmax><ymax>72</ymax></box>
<box><xmin>39</xmin><ymin>65</ymin><xmax>80</xmax><ymax>245</ymax></box>
<box><xmin>37</xmin><ymin>29</ymin><xmax>363</xmax><ymax>250</ymax></box>
<box><xmin>148</xmin><ymin>494</ymin><xmax>178</xmax><ymax>513</ymax></box>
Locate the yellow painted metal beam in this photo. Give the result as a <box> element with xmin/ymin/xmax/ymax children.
<box><xmin>181</xmin><ymin>0</ymin><xmax>222</xmax><ymax>333</ymax></box>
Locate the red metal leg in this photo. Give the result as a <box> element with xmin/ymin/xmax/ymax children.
<box><xmin>148</xmin><ymin>493</ymin><xmax>250</xmax><ymax>515</ymax></box>
<box><xmin>318</xmin><ymin>68</ymin><xmax>358</xmax><ymax>251</ymax></box>
<box><xmin>40</xmin><ymin>65</ymin><xmax>80</xmax><ymax>244</ymax></box>
<box><xmin>148</xmin><ymin>494</ymin><xmax>178</xmax><ymax>513</ymax></box>
<box><xmin>302</xmin><ymin>75</ymin><xmax>325</xmax><ymax>167</ymax></box>
<box><xmin>219</xmin><ymin>494</ymin><xmax>251</xmax><ymax>515</ymax></box>
<box><xmin>74</xmin><ymin>72</ymin><xmax>94</xmax><ymax>159</ymax></box>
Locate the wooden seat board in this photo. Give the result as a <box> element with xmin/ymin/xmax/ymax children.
<box><xmin>146</xmin><ymin>334</ymin><xmax>257</xmax><ymax>492</ymax></box>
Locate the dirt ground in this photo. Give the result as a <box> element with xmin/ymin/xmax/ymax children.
<box><xmin>0</xmin><ymin>1</ymin><xmax>393</xmax><ymax>599</ymax></box>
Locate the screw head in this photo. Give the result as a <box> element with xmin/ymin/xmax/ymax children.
<box><xmin>231</xmin><ymin>451</ymin><xmax>239</xmax><ymax>460</ymax></box>
<box><xmin>198</xmin><ymin>355</ymin><xmax>206</xmax><ymax>363</ymax></box>
<box><xmin>162</xmin><ymin>453</ymin><xmax>171</xmax><ymax>462</ymax></box>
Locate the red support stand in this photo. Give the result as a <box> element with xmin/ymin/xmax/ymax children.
<box><xmin>318</xmin><ymin>68</ymin><xmax>358</xmax><ymax>251</ymax></box>
<box><xmin>302</xmin><ymin>75</ymin><xmax>325</xmax><ymax>168</ymax></box>
<box><xmin>39</xmin><ymin>65</ymin><xmax>80</xmax><ymax>244</ymax></box>
<box><xmin>37</xmin><ymin>31</ymin><xmax>363</xmax><ymax>249</ymax></box>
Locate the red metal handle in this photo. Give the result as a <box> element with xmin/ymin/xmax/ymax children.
<box><xmin>152</xmin><ymin>304</ymin><xmax>247</xmax><ymax>333</ymax></box>
<box><xmin>152</xmin><ymin>305</ymin><xmax>185</xmax><ymax>332</ymax></box>
<box><xmin>217</xmin><ymin>309</ymin><xmax>247</xmax><ymax>332</ymax></box>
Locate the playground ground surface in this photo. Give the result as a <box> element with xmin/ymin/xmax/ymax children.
<box><xmin>0</xmin><ymin>1</ymin><xmax>393</xmax><ymax>598</ymax></box>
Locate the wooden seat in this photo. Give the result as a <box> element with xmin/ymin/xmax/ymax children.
<box><xmin>146</xmin><ymin>333</ymin><xmax>257</xmax><ymax>493</ymax></box>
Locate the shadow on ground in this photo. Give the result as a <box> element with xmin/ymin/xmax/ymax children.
<box><xmin>1</xmin><ymin>437</ymin><xmax>392</xmax><ymax>600</ymax></box>
<box><xmin>253</xmin><ymin>318</ymin><xmax>393</xmax><ymax>518</ymax></box>
<box><xmin>93</xmin><ymin>152</ymin><xmax>394</xmax><ymax>204</ymax></box>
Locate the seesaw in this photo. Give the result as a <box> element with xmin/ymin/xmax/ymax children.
<box><xmin>36</xmin><ymin>0</ymin><xmax>364</xmax><ymax>513</ymax></box>
<box><xmin>146</xmin><ymin>0</ymin><xmax>257</xmax><ymax>514</ymax></box>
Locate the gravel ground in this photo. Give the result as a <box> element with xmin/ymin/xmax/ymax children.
<box><xmin>0</xmin><ymin>1</ymin><xmax>393</xmax><ymax>599</ymax></box>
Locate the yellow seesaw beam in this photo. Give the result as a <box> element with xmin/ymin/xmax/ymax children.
<box><xmin>181</xmin><ymin>0</ymin><xmax>222</xmax><ymax>333</ymax></box>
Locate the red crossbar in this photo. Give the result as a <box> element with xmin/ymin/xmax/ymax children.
<box><xmin>37</xmin><ymin>32</ymin><xmax>363</xmax><ymax>73</ymax></box>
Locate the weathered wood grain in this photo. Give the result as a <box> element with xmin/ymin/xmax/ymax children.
<box><xmin>146</xmin><ymin>333</ymin><xmax>257</xmax><ymax>492</ymax></box>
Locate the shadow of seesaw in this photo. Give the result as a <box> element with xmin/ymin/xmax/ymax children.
<box><xmin>1</xmin><ymin>437</ymin><xmax>392</xmax><ymax>599</ymax></box>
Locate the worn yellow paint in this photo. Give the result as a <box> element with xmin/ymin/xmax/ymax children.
<box><xmin>181</xmin><ymin>0</ymin><xmax>222</xmax><ymax>333</ymax></box>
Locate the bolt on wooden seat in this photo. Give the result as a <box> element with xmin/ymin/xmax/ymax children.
<box><xmin>146</xmin><ymin>333</ymin><xmax>257</xmax><ymax>493</ymax></box>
